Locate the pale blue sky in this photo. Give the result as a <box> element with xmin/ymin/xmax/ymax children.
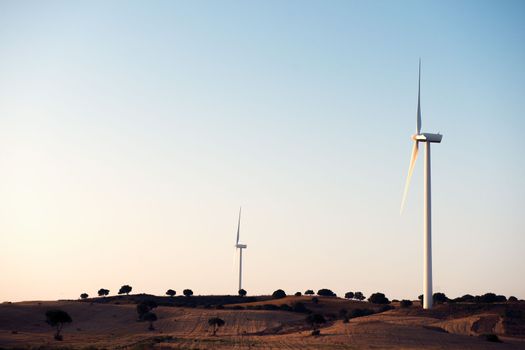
<box><xmin>0</xmin><ymin>0</ymin><xmax>524</xmax><ymax>302</ymax></box>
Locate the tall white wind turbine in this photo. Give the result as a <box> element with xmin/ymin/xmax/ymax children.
<box><xmin>401</xmin><ymin>60</ymin><xmax>443</xmax><ymax>310</ymax></box>
<box><xmin>235</xmin><ymin>207</ymin><xmax>247</xmax><ymax>292</ymax></box>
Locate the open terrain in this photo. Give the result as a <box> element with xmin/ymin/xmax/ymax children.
<box><xmin>1</xmin><ymin>295</ymin><xmax>524</xmax><ymax>349</ymax></box>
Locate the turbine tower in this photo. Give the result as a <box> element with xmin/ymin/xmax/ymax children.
<box><xmin>235</xmin><ymin>207</ymin><xmax>247</xmax><ymax>292</ymax></box>
<box><xmin>401</xmin><ymin>60</ymin><xmax>443</xmax><ymax>310</ymax></box>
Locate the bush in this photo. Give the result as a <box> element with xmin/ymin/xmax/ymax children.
<box><xmin>208</xmin><ymin>317</ymin><xmax>225</xmax><ymax>336</ymax></box>
<box><xmin>495</xmin><ymin>295</ymin><xmax>507</xmax><ymax>302</ymax></box>
<box><xmin>183</xmin><ymin>289</ymin><xmax>193</xmax><ymax>297</ymax></box>
<box><xmin>305</xmin><ymin>313</ymin><xmax>326</xmax><ymax>331</ymax></box>
<box><xmin>272</xmin><ymin>289</ymin><xmax>286</xmax><ymax>299</ymax></box>
<box><xmin>279</xmin><ymin>304</ymin><xmax>292</xmax><ymax>311</ymax></box>
<box><xmin>118</xmin><ymin>285</ymin><xmax>132</xmax><ymax>295</ymax></box>
<box><xmin>508</xmin><ymin>296</ymin><xmax>518</xmax><ymax>302</ymax></box>
<box><xmin>291</xmin><ymin>302</ymin><xmax>309</xmax><ymax>313</ymax></box>
<box><xmin>166</xmin><ymin>289</ymin><xmax>176</xmax><ymax>297</ymax></box>
<box><xmin>311</xmin><ymin>329</ymin><xmax>320</xmax><ymax>336</ymax></box>
<box><xmin>368</xmin><ymin>293</ymin><xmax>390</xmax><ymax>304</ymax></box>
<box><xmin>295</xmin><ymin>292</ymin><xmax>302</xmax><ymax>296</ymax></box>
<box><xmin>305</xmin><ymin>289</ymin><xmax>315</xmax><ymax>295</ymax></box>
<box><xmin>400</xmin><ymin>300</ymin><xmax>413</xmax><ymax>308</ymax></box>
<box><xmin>479</xmin><ymin>293</ymin><xmax>498</xmax><ymax>303</ymax></box>
<box><xmin>349</xmin><ymin>308</ymin><xmax>374</xmax><ymax>318</ymax></box>
<box><xmin>311</xmin><ymin>297</ymin><xmax>319</xmax><ymax>304</ymax></box>
<box><xmin>238</xmin><ymin>289</ymin><xmax>247</xmax><ymax>297</ymax></box>
<box><xmin>317</xmin><ymin>289</ymin><xmax>336</xmax><ymax>297</ymax></box>
<box><xmin>142</xmin><ymin>312</ymin><xmax>157</xmax><ymax>331</ymax></box>
<box><xmin>379</xmin><ymin>305</ymin><xmax>394</xmax><ymax>312</ymax></box>
<box><xmin>344</xmin><ymin>292</ymin><xmax>354</xmax><ymax>299</ymax></box>
<box><xmin>80</xmin><ymin>293</ymin><xmax>88</xmax><ymax>299</ymax></box>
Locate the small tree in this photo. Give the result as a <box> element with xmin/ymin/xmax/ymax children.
<box><xmin>305</xmin><ymin>289</ymin><xmax>315</xmax><ymax>295</ymax></box>
<box><xmin>45</xmin><ymin>310</ymin><xmax>72</xmax><ymax>341</ymax></box>
<box><xmin>238</xmin><ymin>289</ymin><xmax>247</xmax><ymax>297</ymax></box>
<box><xmin>368</xmin><ymin>292</ymin><xmax>390</xmax><ymax>304</ymax></box>
<box><xmin>354</xmin><ymin>292</ymin><xmax>365</xmax><ymax>301</ymax></box>
<box><xmin>295</xmin><ymin>292</ymin><xmax>302</xmax><ymax>296</ymax></box>
<box><xmin>400</xmin><ymin>299</ymin><xmax>413</xmax><ymax>308</ymax></box>
<box><xmin>208</xmin><ymin>317</ymin><xmax>225</xmax><ymax>336</ymax></box>
<box><xmin>118</xmin><ymin>285</ymin><xmax>132</xmax><ymax>295</ymax></box>
<box><xmin>305</xmin><ymin>313</ymin><xmax>326</xmax><ymax>335</ymax></box>
<box><xmin>166</xmin><ymin>289</ymin><xmax>176</xmax><ymax>297</ymax></box>
<box><xmin>509</xmin><ymin>296</ymin><xmax>518</xmax><ymax>302</ymax></box>
<box><xmin>183</xmin><ymin>289</ymin><xmax>193</xmax><ymax>297</ymax></box>
<box><xmin>433</xmin><ymin>292</ymin><xmax>448</xmax><ymax>304</ymax></box>
<box><xmin>80</xmin><ymin>293</ymin><xmax>88</xmax><ymax>300</ymax></box>
<box><xmin>344</xmin><ymin>292</ymin><xmax>354</xmax><ymax>299</ymax></box>
<box><xmin>143</xmin><ymin>312</ymin><xmax>157</xmax><ymax>331</ymax></box>
<box><xmin>317</xmin><ymin>289</ymin><xmax>336</xmax><ymax>297</ymax></box>
<box><xmin>98</xmin><ymin>288</ymin><xmax>109</xmax><ymax>297</ymax></box>
<box><xmin>272</xmin><ymin>289</ymin><xmax>286</xmax><ymax>299</ymax></box>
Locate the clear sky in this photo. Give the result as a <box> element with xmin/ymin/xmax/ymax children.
<box><xmin>1</xmin><ymin>0</ymin><xmax>524</xmax><ymax>302</ymax></box>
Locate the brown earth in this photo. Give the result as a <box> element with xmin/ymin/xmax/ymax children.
<box><xmin>1</xmin><ymin>297</ymin><xmax>524</xmax><ymax>349</ymax></box>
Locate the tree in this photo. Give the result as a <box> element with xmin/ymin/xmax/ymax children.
<box><xmin>183</xmin><ymin>289</ymin><xmax>193</xmax><ymax>297</ymax></box>
<box><xmin>45</xmin><ymin>310</ymin><xmax>72</xmax><ymax>341</ymax></box>
<box><xmin>433</xmin><ymin>292</ymin><xmax>448</xmax><ymax>304</ymax></box>
<box><xmin>479</xmin><ymin>293</ymin><xmax>498</xmax><ymax>303</ymax></box>
<box><xmin>294</xmin><ymin>292</ymin><xmax>302</xmax><ymax>296</ymax></box>
<box><xmin>305</xmin><ymin>289</ymin><xmax>315</xmax><ymax>295</ymax></box>
<box><xmin>305</xmin><ymin>313</ymin><xmax>326</xmax><ymax>335</ymax></box>
<box><xmin>80</xmin><ymin>293</ymin><xmax>88</xmax><ymax>300</ymax></box>
<box><xmin>208</xmin><ymin>317</ymin><xmax>225</xmax><ymax>336</ymax></box>
<box><xmin>142</xmin><ymin>312</ymin><xmax>157</xmax><ymax>331</ymax></box>
<box><xmin>509</xmin><ymin>296</ymin><xmax>518</xmax><ymax>302</ymax></box>
<box><xmin>272</xmin><ymin>289</ymin><xmax>286</xmax><ymax>299</ymax></box>
<box><xmin>118</xmin><ymin>285</ymin><xmax>132</xmax><ymax>295</ymax></box>
<box><xmin>344</xmin><ymin>292</ymin><xmax>354</xmax><ymax>299</ymax></box>
<box><xmin>238</xmin><ymin>289</ymin><xmax>247</xmax><ymax>297</ymax></box>
<box><xmin>166</xmin><ymin>289</ymin><xmax>176</xmax><ymax>297</ymax></box>
<box><xmin>400</xmin><ymin>300</ymin><xmax>413</xmax><ymax>308</ymax></box>
<box><xmin>317</xmin><ymin>289</ymin><xmax>336</xmax><ymax>297</ymax></box>
<box><xmin>354</xmin><ymin>292</ymin><xmax>365</xmax><ymax>301</ymax></box>
<box><xmin>98</xmin><ymin>288</ymin><xmax>109</xmax><ymax>297</ymax></box>
<box><xmin>368</xmin><ymin>293</ymin><xmax>390</xmax><ymax>304</ymax></box>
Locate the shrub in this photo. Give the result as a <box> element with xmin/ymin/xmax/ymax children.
<box><xmin>317</xmin><ymin>289</ymin><xmax>336</xmax><ymax>297</ymax></box>
<box><xmin>400</xmin><ymin>300</ymin><xmax>413</xmax><ymax>308</ymax></box>
<box><xmin>379</xmin><ymin>305</ymin><xmax>394</xmax><ymax>312</ymax></box>
<box><xmin>311</xmin><ymin>297</ymin><xmax>319</xmax><ymax>304</ymax></box>
<box><xmin>45</xmin><ymin>310</ymin><xmax>72</xmax><ymax>341</ymax></box>
<box><xmin>97</xmin><ymin>288</ymin><xmax>109</xmax><ymax>297</ymax></box>
<box><xmin>305</xmin><ymin>289</ymin><xmax>315</xmax><ymax>295</ymax></box>
<box><xmin>80</xmin><ymin>293</ymin><xmax>88</xmax><ymax>300</ymax></box>
<box><xmin>272</xmin><ymin>289</ymin><xmax>286</xmax><ymax>299</ymax></box>
<box><xmin>295</xmin><ymin>292</ymin><xmax>302</xmax><ymax>296</ymax></box>
<box><xmin>118</xmin><ymin>285</ymin><xmax>132</xmax><ymax>295</ymax></box>
<box><xmin>495</xmin><ymin>295</ymin><xmax>507</xmax><ymax>302</ymax></box>
<box><xmin>279</xmin><ymin>304</ymin><xmax>292</xmax><ymax>311</ymax></box>
<box><xmin>291</xmin><ymin>302</ymin><xmax>309</xmax><ymax>313</ymax></box>
<box><xmin>311</xmin><ymin>329</ymin><xmax>320</xmax><ymax>336</ymax></box>
<box><xmin>349</xmin><ymin>308</ymin><xmax>374</xmax><ymax>318</ymax></box>
<box><xmin>183</xmin><ymin>289</ymin><xmax>193</xmax><ymax>297</ymax></box>
<box><xmin>479</xmin><ymin>293</ymin><xmax>498</xmax><ymax>303</ymax></box>
<box><xmin>305</xmin><ymin>313</ymin><xmax>326</xmax><ymax>332</ymax></box>
<box><xmin>166</xmin><ymin>289</ymin><xmax>176</xmax><ymax>297</ymax></box>
<box><xmin>238</xmin><ymin>289</ymin><xmax>247</xmax><ymax>297</ymax></box>
<box><xmin>344</xmin><ymin>292</ymin><xmax>354</xmax><ymax>299</ymax></box>
<box><xmin>368</xmin><ymin>293</ymin><xmax>390</xmax><ymax>304</ymax></box>
<box><xmin>508</xmin><ymin>296</ymin><xmax>518</xmax><ymax>302</ymax></box>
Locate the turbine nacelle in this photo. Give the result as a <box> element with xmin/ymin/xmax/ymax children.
<box><xmin>412</xmin><ymin>133</ymin><xmax>443</xmax><ymax>143</ymax></box>
<box><xmin>235</xmin><ymin>244</ymin><xmax>247</xmax><ymax>249</ymax></box>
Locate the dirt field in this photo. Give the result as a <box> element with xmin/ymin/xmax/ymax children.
<box><xmin>1</xmin><ymin>297</ymin><xmax>524</xmax><ymax>349</ymax></box>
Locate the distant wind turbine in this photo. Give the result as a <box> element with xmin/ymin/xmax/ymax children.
<box><xmin>235</xmin><ymin>207</ymin><xmax>247</xmax><ymax>292</ymax></box>
<box><xmin>401</xmin><ymin>60</ymin><xmax>443</xmax><ymax>310</ymax></box>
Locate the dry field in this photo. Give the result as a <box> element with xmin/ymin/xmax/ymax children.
<box><xmin>1</xmin><ymin>296</ymin><xmax>524</xmax><ymax>349</ymax></box>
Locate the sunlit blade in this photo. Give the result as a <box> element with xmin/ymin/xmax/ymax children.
<box><xmin>400</xmin><ymin>141</ymin><xmax>419</xmax><ymax>213</ymax></box>
<box><xmin>417</xmin><ymin>59</ymin><xmax>422</xmax><ymax>134</ymax></box>
<box><xmin>236</xmin><ymin>207</ymin><xmax>241</xmax><ymax>245</ymax></box>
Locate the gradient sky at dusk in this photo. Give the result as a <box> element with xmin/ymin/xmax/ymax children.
<box><xmin>1</xmin><ymin>0</ymin><xmax>524</xmax><ymax>302</ymax></box>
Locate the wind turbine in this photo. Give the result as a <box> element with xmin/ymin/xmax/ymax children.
<box><xmin>235</xmin><ymin>207</ymin><xmax>247</xmax><ymax>292</ymax></box>
<box><xmin>401</xmin><ymin>60</ymin><xmax>443</xmax><ymax>310</ymax></box>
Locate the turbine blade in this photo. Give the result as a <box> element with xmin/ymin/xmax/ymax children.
<box><xmin>236</xmin><ymin>207</ymin><xmax>241</xmax><ymax>244</ymax></box>
<box><xmin>400</xmin><ymin>141</ymin><xmax>419</xmax><ymax>213</ymax></box>
<box><xmin>417</xmin><ymin>59</ymin><xmax>422</xmax><ymax>134</ymax></box>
